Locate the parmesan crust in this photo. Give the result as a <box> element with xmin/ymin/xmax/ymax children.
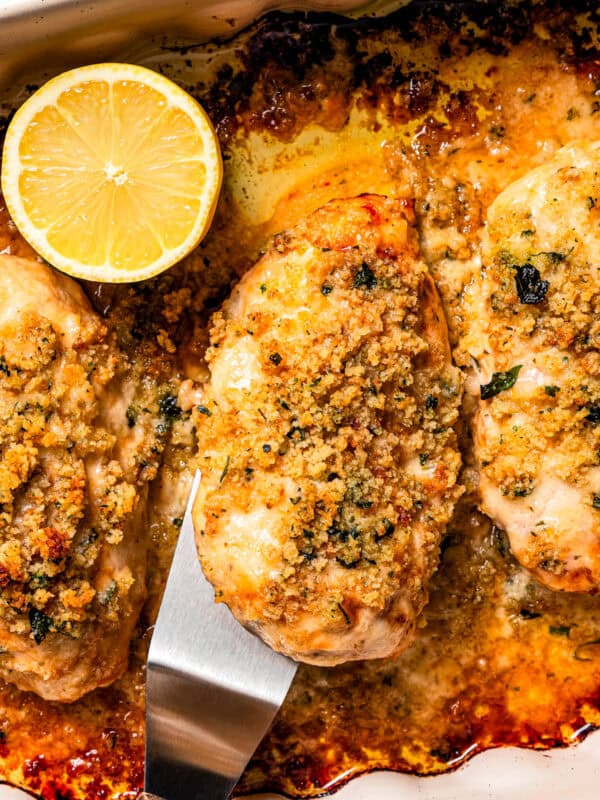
<box><xmin>193</xmin><ymin>195</ymin><xmax>463</xmax><ymax>664</ymax></box>
<box><xmin>0</xmin><ymin>255</ymin><xmax>168</xmax><ymax>700</ymax></box>
<box><xmin>469</xmin><ymin>142</ymin><xmax>600</xmax><ymax>592</ymax></box>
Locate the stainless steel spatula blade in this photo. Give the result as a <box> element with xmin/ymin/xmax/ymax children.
<box><xmin>141</xmin><ymin>473</ymin><xmax>297</xmax><ymax>800</ymax></box>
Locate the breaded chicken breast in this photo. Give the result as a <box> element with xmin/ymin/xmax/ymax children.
<box><xmin>192</xmin><ymin>195</ymin><xmax>463</xmax><ymax>664</ymax></box>
<box><xmin>0</xmin><ymin>255</ymin><xmax>157</xmax><ymax>700</ymax></box>
<box><xmin>467</xmin><ymin>142</ymin><xmax>600</xmax><ymax>592</ymax></box>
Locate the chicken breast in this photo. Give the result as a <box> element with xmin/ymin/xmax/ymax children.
<box><xmin>467</xmin><ymin>142</ymin><xmax>600</xmax><ymax>592</ymax></box>
<box><xmin>0</xmin><ymin>255</ymin><xmax>155</xmax><ymax>700</ymax></box>
<box><xmin>192</xmin><ymin>195</ymin><xmax>463</xmax><ymax>664</ymax></box>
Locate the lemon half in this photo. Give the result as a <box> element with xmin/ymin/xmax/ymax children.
<box><xmin>1</xmin><ymin>63</ymin><xmax>222</xmax><ymax>283</ymax></box>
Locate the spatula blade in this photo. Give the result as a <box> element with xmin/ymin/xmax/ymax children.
<box><xmin>143</xmin><ymin>472</ymin><xmax>297</xmax><ymax>800</ymax></box>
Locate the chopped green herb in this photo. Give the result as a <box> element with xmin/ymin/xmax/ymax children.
<box><xmin>269</xmin><ymin>352</ymin><xmax>282</xmax><ymax>366</ymax></box>
<box><xmin>593</xmin><ymin>495</ymin><xmax>600</xmax><ymax>510</ymax></box>
<box><xmin>98</xmin><ymin>581</ymin><xmax>117</xmax><ymax>605</ymax></box>
<box><xmin>480</xmin><ymin>365</ymin><xmax>522</xmax><ymax>400</ymax></box>
<box><xmin>377</xmin><ymin>519</ymin><xmax>395</xmax><ymax>539</ymax></box>
<box><xmin>159</xmin><ymin>393</ymin><xmax>182</xmax><ymax>421</ymax></box>
<box><xmin>353</xmin><ymin>262</ymin><xmax>377</xmax><ymax>290</ymax></box>
<box><xmin>515</xmin><ymin>264</ymin><xmax>549</xmax><ymax>304</ymax></box>
<box><xmin>286</xmin><ymin>425</ymin><xmax>306</xmax><ymax>441</ymax></box>
<box><xmin>544</xmin><ymin>385</ymin><xmax>560</xmax><ymax>397</ymax></box>
<box><xmin>125</xmin><ymin>405</ymin><xmax>137</xmax><ymax>428</ymax></box>
<box><xmin>549</xmin><ymin>624</ymin><xmax>571</xmax><ymax>638</ymax></box>
<box><xmin>197</xmin><ymin>405</ymin><xmax>212</xmax><ymax>417</ymax></box>
<box><xmin>425</xmin><ymin>395</ymin><xmax>438</xmax><ymax>411</ymax></box>
<box><xmin>260</xmin><ymin>283</ymin><xmax>267</xmax><ymax>293</ymax></box>
<box><xmin>419</xmin><ymin>453</ymin><xmax>429</xmax><ymax>466</ymax></box>
<box><xmin>493</xmin><ymin>526</ymin><xmax>510</xmax><ymax>557</ymax></box>
<box><xmin>321</xmin><ymin>283</ymin><xmax>333</xmax><ymax>295</ymax></box>
<box><xmin>337</xmin><ymin>603</ymin><xmax>351</xmax><ymax>625</ymax></box>
<box><xmin>262</xmin><ymin>444</ymin><xmax>271</xmax><ymax>453</ymax></box>
<box><xmin>532</xmin><ymin>250</ymin><xmax>566</xmax><ymax>263</ymax></box>
<box><xmin>219</xmin><ymin>456</ymin><xmax>230</xmax><ymax>483</ymax></box>
<box><xmin>29</xmin><ymin>608</ymin><xmax>52</xmax><ymax>644</ymax></box>
<box><xmin>173</xmin><ymin>517</ymin><xmax>183</xmax><ymax>528</ymax></box>
<box><xmin>355</xmin><ymin>499</ymin><xmax>373</xmax><ymax>509</ymax></box>
<box><xmin>29</xmin><ymin>574</ymin><xmax>49</xmax><ymax>590</ymax></box>
<box><xmin>587</xmin><ymin>196</ymin><xmax>597</xmax><ymax>210</ymax></box>
<box><xmin>513</xmin><ymin>485</ymin><xmax>533</xmax><ymax>498</ymax></box>
<box><xmin>0</xmin><ymin>356</ymin><xmax>10</xmax><ymax>377</ymax></box>
<box><xmin>585</xmin><ymin>404</ymin><xmax>600</xmax><ymax>425</ymax></box>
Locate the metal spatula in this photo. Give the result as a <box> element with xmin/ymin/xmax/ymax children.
<box><xmin>140</xmin><ymin>473</ymin><xmax>297</xmax><ymax>800</ymax></box>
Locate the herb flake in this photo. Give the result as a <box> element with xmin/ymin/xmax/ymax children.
<box><xmin>219</xmin><ymin>456</ymin><xmax>230</xmax><ymax>483</ymax></box>
<box><xmin>480</xmin><ymin>365</ymin><xmax>522</xmax><ymax>400</ymax></box>
<box><xmin>586</xmin><ymin>404</ymin><xmax>600</xmax><ymax>425</ymax></box>
<box><xmin>159</xmin><ymin>393</ymin><xmax>182</xmax><ymax>421</ymax></box>
<box><xmin>353</xmin><ymin>262</ymin><xmax>377</xmax><ymax>290</ymax></box>
<box><xmin>515</xmin><ymin>264</ymin><xmax>549</xmax><ymax>304</ymax></box>
<box><xmin>337</xmin><ymin>602</ymin><xmax>351</xmax><ymax>625</ymax></box>
<box><xmin>29</xmin><ymin>608</ymin><xmax>52</xmax><ymax>644</ymax></box>
<box><xmin>125</xmin><ymin>405</ymin><xmax>137</xmax><ymax>428</ymax></box>
<box><xmin>549</xmin><ymin>624</ymin><xmax>571</xmax><ymax>638</ymax></box>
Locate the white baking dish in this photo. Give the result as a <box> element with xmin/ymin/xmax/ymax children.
<box><xmin>0</xmin><ymin>1</ymin><xmax>599</xmax><ymax>798</ymax></box>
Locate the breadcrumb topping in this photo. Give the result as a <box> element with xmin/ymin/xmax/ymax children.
<box><xmin>194</xmin><ymin>195</ymin><xmax>463</xmax><ymax>662</ymax></box>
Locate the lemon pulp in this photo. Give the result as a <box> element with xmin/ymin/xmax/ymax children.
<box><xmin>1</xmin><ymin>63</ymin><xmax>222</xmax><ymax>283</ymax></box>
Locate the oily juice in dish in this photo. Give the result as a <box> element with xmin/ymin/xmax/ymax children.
<box><xmin>3</xmin><ymin>2</ymin><xmax>600</xmax><ymax>797</ymax></box>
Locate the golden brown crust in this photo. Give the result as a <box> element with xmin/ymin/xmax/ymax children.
<box><xmin>468</xmin><ymin>142</ymin><xmax>600</xmax><ymax>592</ymax></box>
<box><xmin>0</xmin><ymin>256</ymin><xmax>168</xmax><ymax>700</ymax></box>
<box><xmin>193</xmin><ymin>195</ymin><xmax>463</xmax><ymax>663</ymax></box>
